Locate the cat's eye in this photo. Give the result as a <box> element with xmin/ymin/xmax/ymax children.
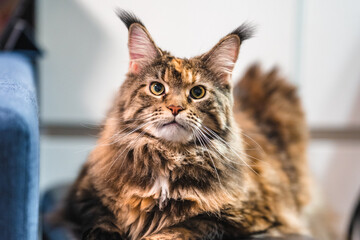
<box><xmin>150</xmin><ymin>82</ymin><xmax>165</xmax><ymax>96</ymax></box>
<box><xmin>190</xmin><ymin>86</ymin><xmax>206</xmax><ymax>99</ymax></box>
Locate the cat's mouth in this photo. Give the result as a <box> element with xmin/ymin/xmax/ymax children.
<box><xmin>154</xmin><ymin>119</ymin><xmax>191</xmax><ymax>143</ymax></box>
<box><xmin>161</xmin><ymin>120</ymin><xmax>186</xmax><ymax>129</ymax></box>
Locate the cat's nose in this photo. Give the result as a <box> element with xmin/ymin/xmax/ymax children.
<box><xmin>167</xmin><ymin>105</ymin><xmax>184</xmax><ymax>116</ymax></box>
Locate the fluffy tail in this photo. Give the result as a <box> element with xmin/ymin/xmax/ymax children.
<box><xmin>233</xmin><ymin>64</ymin><xmax>311</xmax><ymax>208</ymax></box>
<box><xmin>233</xmin><ymin>63</ymin><xmax>307</xmax><ymax>152</ymax></box>
<box><xmin>233</xmin><ymin>64</ymin><xmax>339</xmax><ymax>239</ymax></box>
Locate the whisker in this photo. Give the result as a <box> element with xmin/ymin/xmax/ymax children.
<box><xmin>200</xmin><ymin>125</ymin><xmax>259</xmax><ymax>175</ymax></box>
<box><xmin>98</xmin><ymin>115</ymin><xmax>159</xmax><ymax>147</ymax></box>
<box><xmin>191</xmin><ymin>124</ymin><xmax>249</xmax><ymax>175</ymax></box>
<box><xmin>186</xmin><ymin>119</ymin><xmax>254</xmax><ymax>165</ymax></box>
<box><xmin>105</xmin><ymin>121</ymin><xmax>159</xmax><ymax>178</ymax></box>
<box><xmin>113</xmin><ymin>123</ymin><xmax>155</xmax><ymax>174</ymax></box>
<box><xmin>191</xmin><ymin>127</ymin><xmax>222</xmax><ymax>186</ymax></box>
<box><xmin>225</xmin><ymin>125</ymin><xmax>265</xmax><ymax>154</ymax></box>
<box><xmin>196</xmin><ymin>128</ymin><xmax>247</xmax><ymax>167</ymax></box>
<box><xmin>205</xmin><ymin>126</ymin><xmax>270</xmax><ymax>166</ymax></box>
<box><xmin>191</xmin><ymin>127</ymin><xmax>238</xmax><ymax>196</ymax></box>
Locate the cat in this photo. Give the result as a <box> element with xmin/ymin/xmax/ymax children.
<box><xmin>58</xmin><ymin>10</ymin><xmax>316</xmax><ymax>240</ymax></box>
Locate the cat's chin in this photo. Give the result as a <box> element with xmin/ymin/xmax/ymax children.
<box><xmin>154</xmin><ymin>123</ymin><xmax>192</xmax><ymax>143</ymax></box>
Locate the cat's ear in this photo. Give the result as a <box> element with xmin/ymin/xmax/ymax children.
<box><xmin>118</xmin><ymin>10</ymin><xmax>162</xmax><ymax>74</ymax></box>
<box><xmin>201</xmin><ymin>24</ymin><xmax>254</xmax><ymax>81</ymax></box>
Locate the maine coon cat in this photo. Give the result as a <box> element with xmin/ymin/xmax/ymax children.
<box><xmin>59</xmin><ymin>10</ymin><xmax>316</xmax><ymax>240</ymax></box>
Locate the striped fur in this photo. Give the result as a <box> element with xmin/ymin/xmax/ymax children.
<box><xmin>58</xmin><ymin>11</ymin><xmax>315</xmax><ymax>240</ymax></box>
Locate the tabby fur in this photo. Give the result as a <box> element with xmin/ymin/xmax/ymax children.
<box><xmin>59</xmin><ymin>11</ymin><xmax>313</xmax><ymax>240</ymax></box>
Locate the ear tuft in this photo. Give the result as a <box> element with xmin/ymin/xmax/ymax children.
<box><xmin>117</xmin><ymin>10</ymin><xmax>161</xmax><ymax>74</ymax></box>
<box><xmin>117</xmin><ymin>9</ymin><xmax>144</xmax><ymax>29</ymax></box>
<box><xmin>230</xmin><ymin>23</ymin><xmax>255</xmax><ymax>43</ymax></box>
<box><xmin>201</xmin><ymin>23</ymin><xmax>255</xmax><ymax>80</ymax></box>
<box><xmin>202</xmin><ymin>35</ymin><xmax>241</xmax><ymax>78</ymax></box>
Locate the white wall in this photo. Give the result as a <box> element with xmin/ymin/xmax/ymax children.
<box><xmin>38</xmin><ymin>0</ymin><xmax>299</xmax><ymax>124</ymax></box>
<box><xmin>39</xmin><ymin>0</ymin><xmax>360</xmax><ymax>127</ymax></box>
<box><xmin>300</xmin><ymin>0</ymin><xmax>360</xmax><ymax>127</ymax></box>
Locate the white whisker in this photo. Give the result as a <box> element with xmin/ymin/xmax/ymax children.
<box><xmin>225</xmin><ymin>125</ymin><xmax>265</xmax><ymax>154</ymax></box>
<box><xmin>105</xmin><ymin>120</ymin><xmax>160</xmax><ymax>178</ymax></box>
<box><xmin>201</xmin><ymin>125</ymin><xmax>259</xmax><ymax>175</ymax></box>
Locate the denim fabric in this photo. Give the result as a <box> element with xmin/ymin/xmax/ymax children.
<box><xmin>0</xmin><ymin>53</ymin><xmax>39</xmax><ymax>240</ymax></box>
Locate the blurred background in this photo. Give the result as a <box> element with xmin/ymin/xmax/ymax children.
<box><xmin>29</xmin><ymin>0</ymin><xmax>360</xmax><ymax>238</ymax></box>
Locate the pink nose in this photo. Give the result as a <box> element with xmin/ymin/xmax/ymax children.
<box><xmin>167</xmin><ymin>105</ymin><xmax>184</xmax><ymax>116</ymax></box>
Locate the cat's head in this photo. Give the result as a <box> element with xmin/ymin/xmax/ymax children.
<box><xmin>116</xmin><ymin>11</ymin><xmax>253</xmax><ymax>144</ymax></box>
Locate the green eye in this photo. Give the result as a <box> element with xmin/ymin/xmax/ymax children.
<box><xmin>150</xmin><ymin>82</ymin><xmax>165</xmax><ymax>96</ymax></box>
<box><xmin>190</xmin><ymin>86</ymin><xmax>206</xmax><ymax>99</ymax></box>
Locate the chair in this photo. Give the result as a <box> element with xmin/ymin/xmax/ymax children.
<box><xmin>0</xmin><ymin>52</ymin><xmax>39</xmax><ymax>240</ymax></box>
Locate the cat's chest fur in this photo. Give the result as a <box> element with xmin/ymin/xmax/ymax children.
<box><xmin>147</xmin><ymin>175</ymin><xmax>169</xmax><ymax>210</ymax></box>
<box><xmin>93</xmin><ymin>141</ymin><xmax>238</xmax><ymax>238</ymax></box>
<box><xmin>117</xmin><ymin>171</ymin><xmax>197</xmax><ymax>239</ymax></box>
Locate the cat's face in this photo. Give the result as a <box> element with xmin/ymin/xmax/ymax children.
<box><xmin>117</xmin><ymin>11</ymin><xmax>252</xmax><ymax>144</ymax></box>
<box><xmin>122</xmin><ymin>57</ymin><xmax>233</xmax><ymax>143</ymax></box>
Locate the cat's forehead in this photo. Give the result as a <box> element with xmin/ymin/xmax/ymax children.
<box><xmin>156</xmin><ymin>57</ymin><xmax>203</xmax><ymax>88</ymax></box>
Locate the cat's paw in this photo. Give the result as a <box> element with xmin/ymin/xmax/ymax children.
<box><xmin>82</xmin><ymin>227</ymin><xmax>122</xmax><ymax>240</ymax></box>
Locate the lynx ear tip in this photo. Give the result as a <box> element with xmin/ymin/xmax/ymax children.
<box><xmin>116</xmin><ymin>9</ymin><xmax>145</xmax><ymax>29</ymax></box>
<box><xmin>230</xmin><ymin>23</ymin><xmax>256</xmax><ymax>43</ymax></box>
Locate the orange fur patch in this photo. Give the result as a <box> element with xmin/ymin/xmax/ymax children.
<box><xmin>170</xmin><ymin>58</ymin><xmax>195</xmax><ymax>84</ymax></box>
<box><xmin>171</xmin><ymin>58</ymin><xmax>183</xmax><ymax>72</ymax></box>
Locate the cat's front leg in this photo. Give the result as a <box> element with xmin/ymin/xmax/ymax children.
<box><xmin>142</xmin><ymin>219</ymin><xmax>223</xmax><ymax>240</ymax></box>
